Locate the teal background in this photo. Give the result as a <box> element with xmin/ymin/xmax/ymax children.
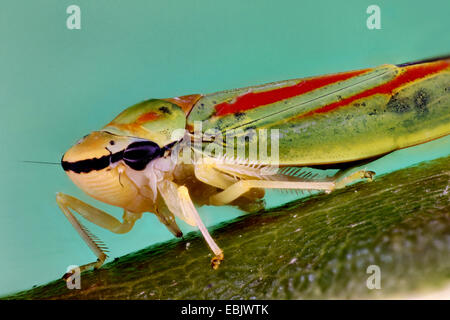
<box><xmin>0</xmin><ymin>0</ymin><xmax>449</xmax><ymax>296</ymax></box>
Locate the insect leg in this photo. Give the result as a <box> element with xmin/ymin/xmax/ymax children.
<box><xmin>155</xmin><ymin>194</ymin><xmax>183</xmax><ymax>238</ymax></box>
<box><xmin>209</xmin><ymin>179</ymin><xmax>335</xmax><ymax>206</ymax></box>
<box><xmin>177</xmin><ymin>186</ymin><xmax>224</xmax><ymax>269</ymax></box>
<box><xmin>56</xmin><ymin>193</ymin><xmax>142</xmax><ymax>278</ymax></box>
<box><xmin>194</xmin><ymin>162</ymin><xmax>236</xmax><ymax>189</ymax></box>
<box><xmin>333</xmin><ymin>169</ymin><xmax>375</xmax><ymax>189</ymax></box>
<box><xmin>157</xmin><ymin>181</ymin><xmax>224</xmax><ymax>269</ymax></box>
<box><xmin>198</xmin><ymin>161</ymin><xmax>374</xmax><ymax>205</ymax></box>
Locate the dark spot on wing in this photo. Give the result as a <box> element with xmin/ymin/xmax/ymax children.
<box><xmin>234</xmin><ymin>112</ymin><xmax>245</xmax><ymax>120</ymax></box>
<box><xmin>386</xmin><ymin>94</ymin><xmax>412</xmax><ymax>113</ymax></box>
<box><xmin>414</xmin><ymin>89</ymin><xmax>429</xmax><ymax>114</ymax></box>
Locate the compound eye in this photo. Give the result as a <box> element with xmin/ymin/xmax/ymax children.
<box><xmin>123</xmin><ymin>140</ymin><xmax>163</xmax><ymax>171</ymax></box>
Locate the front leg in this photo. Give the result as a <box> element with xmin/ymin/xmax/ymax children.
<box><xmin>56</xmin><ymin>193</ymin><xmax>142</xmax><ymax>278</ymax></box>
<box><xmin>157</xmin><ymin>181</ymin><xmax>224</xmax><ymax>269</ymax></box>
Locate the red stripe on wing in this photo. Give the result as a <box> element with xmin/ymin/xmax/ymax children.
<box><xmin>214</xmin><ymin>69</ymin><xmax>369</xmax><ymax>116</ymax></box>
<box><xmin>300</xmin><ymin>60</ymin><xmax>449</xmax><ymax>118</ymax></box>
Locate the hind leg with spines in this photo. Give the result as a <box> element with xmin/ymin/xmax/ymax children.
<box><xmin>194</xmin><ymin>163</ymin><xmax>375</xmax><ymax>206</ymax></box>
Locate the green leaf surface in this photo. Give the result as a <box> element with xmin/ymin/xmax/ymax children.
<box><xmin>4</xmin><ymin>156</ymin><xmax>450</xmax><ymax>299</ymax></box>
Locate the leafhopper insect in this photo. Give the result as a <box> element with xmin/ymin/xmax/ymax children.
<box><xmin>58</xmin><ymin>56</ymin><xmax>450</xmax><ymax>278</ymax></box>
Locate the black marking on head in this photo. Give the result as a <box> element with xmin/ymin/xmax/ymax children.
<box><xmin>62</xmin><ymin>140</ymin><xmax>177</xmax><ymax>174</ymax></box>
<box><xmin>62</xmin><ymin>154</ymin><xmax>111</xmax><ymax>173</ymax></box>
<box><xmin>159</xmin><ymin>106</ymin><xmax>172</xmax><ymax>114</ymax></box>
<box><xmin>62</xmin><ymin>147</ymin><xmax>124</xmax><ymax>173</ymax></box>
<box><xmin>386</xmin><ymin>94</ymin><xmax>412</xmax><ymax>113</ymax></box>
<box><xmin>110</xmin><ymin>150</ymin><xmax>124</xmax><ymax>163</ymax></box>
